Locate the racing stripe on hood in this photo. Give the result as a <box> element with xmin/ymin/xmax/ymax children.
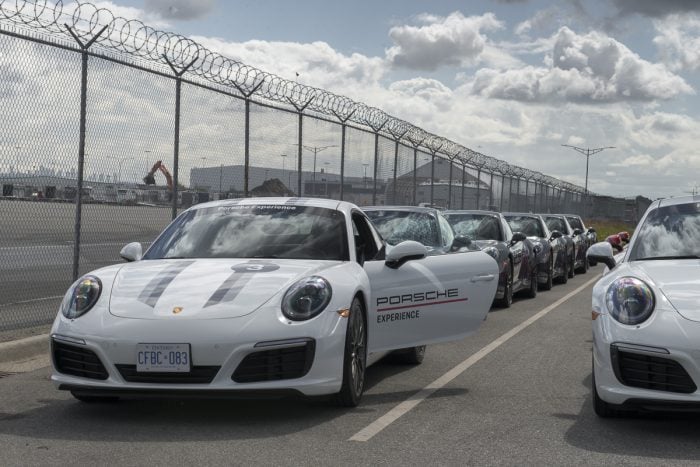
<box><xmin>204</xmin><ymin>271</ymin><xmax>254</xmax><ymax>307</ymax></box>
<box><xmin>138</xmin><ymin>260</ymin><xmax>195</xmax><ymax>307</ymax></box>
<box><xmin>204</xmin><ymin>262</ymin><xmax>281</xmax><ymax>308</ymax></box>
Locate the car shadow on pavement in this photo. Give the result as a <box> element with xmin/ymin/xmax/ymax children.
<box><xmin>0</xmin><ymin>360</ymin><xmax>466</xmax><ymax>443</ymax></box>
<box><xmin>561</xmin><ymin>373</ymin><xmax>700</xmax><ymax>461</ymax></box>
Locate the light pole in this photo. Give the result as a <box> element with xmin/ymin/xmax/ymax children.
<box><xmin>280</xmin><ymin>154</ymin><xmax>287</xmax><ymax>186</ymax></box>
<box><xmin>324</xmin><ymin>161</ymin><xmax>330</xmax><ymax>197</ymax></box>
<box><xmin>561</xmin><ymin>144</ymin><xmax>614</xmax><ymax>196</ymax></box>
<box><xmin>298</xmin><ymin>144</ymin><xmax>337</xmax><ymax>193</ymax></box>
<box><xmin>362</xmin><ymin>163</ymin><xmax>369</xmax><ymax>188</ymax></box>
<box><xmin>117</xmin><ymin>157</ymin><xmax>134</xmax><ymax>185</ymax></box>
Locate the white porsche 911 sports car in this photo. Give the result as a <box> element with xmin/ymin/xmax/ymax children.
<box><xmin>589</xmin><ymin>195</ymin><xmax>700</xmax><ymax>416</ymax></box>
<box><xmin>51</xmin><ymin>198</ymin><xmax>498</xmax><ymax>406</ymax></box>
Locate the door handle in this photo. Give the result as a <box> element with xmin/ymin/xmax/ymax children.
<box><xmin>471</xmin><ymin>274</ymin><xmax>495</xmax><ymax>283</ymax></box>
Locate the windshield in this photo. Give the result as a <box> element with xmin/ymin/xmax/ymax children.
<box><xmin>506</xmin><ymin>216</ymin><xmax>545</xmax><ymax>238</ymax></box>
<box><xmin>630</xmin><ymin>202</ymin><xmax>700</xmax><ymax>261</ymax></box>
<box><xmin>444</xmin><ymin>213</ymin><xmax>502</xmax><ymax>241</ymax></box>
<box><xmin>144</xmin><ymin>204</ymin><xmax>348</xmax><ymax>261</ymax></box>
<box><xmin>566</xmin><ymin>216</ymin><xmax>583</xmax><ymax>230</ymax></box>
<box><xmin>364</xmin><ymin>210</ymin><xmax>439</xmax><ymax>247</ymax></box>
<box><xmin>545</xmin><ymin>216</ymin><xmax>569</xmax><ymax>235</ymax></box>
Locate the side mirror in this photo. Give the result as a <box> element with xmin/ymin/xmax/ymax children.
<box><xmin>587</xmin><ymin>227</ymin><xmax>596</xmax><ymax>233</ymax></box>
<box><xmin>385</xmin><ymin>240</ymin><xmax>428</xmax><ymax>269</ymax></box>
<box><xmin>120</xmin><ymin>242</ymin><xmax>143</xmax><ymax>262</ymax></box>
<box><xmin>511</xmin><ymin>232</ymin><xmax>527</xmax><ymax>244</ymax></box>
<box><xmin>550</xmin><ymin>230</ymin><xmax>563</xmax><ymax>240</ymax></box>
<box><xmin>587</xmin><ymin>241</ymin><xmax>616</xmax><ymax>270</ymax></box>
<box><xmin>573</xmin><ymin>228</ymin><xmax>583</xmax><ymax>236</ymax></box>
<box><xmin>451</xmin><ymin>235</ymin><xmax>472</xmax><ymax>252</ymax></box>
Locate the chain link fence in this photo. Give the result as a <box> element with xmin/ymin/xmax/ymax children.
<box><xmin>0</xmin><ymin>1</ymin><xmax>633</xmax><ymax>331</ymax></box>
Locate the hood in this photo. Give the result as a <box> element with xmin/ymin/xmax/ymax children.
<box><xmin>629</xmin><ymin>260</ymin><xmax>700</xmax><ymax>322</ymax></box>
<box><xmin>109</xmin><ymin>258</ymin><xmax>340</xmax><ymax>320</ymax></box>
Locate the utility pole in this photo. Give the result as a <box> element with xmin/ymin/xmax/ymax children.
<box><xmin>296</xmin><ymin>144</ymin><xmax>337</xmax><ymax>195</ymax></box>
<box><xmin>561</xmin><ymin>144</ymin><xmax>614</xmax><ymax>195</ymax></box>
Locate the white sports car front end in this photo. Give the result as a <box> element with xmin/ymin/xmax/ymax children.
<box><xmin>51</xmin><ymin>197</ymin><xmax>498</xmax><ymax>406</ymax></box>
<box><xmin>589</xmin><ymin>196</ymin><xmax>700</xmax><ymax>416</ymax></box>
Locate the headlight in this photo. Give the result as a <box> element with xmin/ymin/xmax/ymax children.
<box><xmin>281</xmin><ymin>276</ymin><xmax>332</xmax><ymax>321</ymax></box>
<box><xmin>605</xmin><ymin>277</ymin><xmax>655</xmax><ymax>325</ymax></box>
<box><xmin>61</xmin><ymin>275</ymin><xmax>102</xmax><ymax>319</ymax></box>
<box><xmin>483</xmin><ymin>246</ymin><xmax>499</xmax><ymax>260</ymax></box>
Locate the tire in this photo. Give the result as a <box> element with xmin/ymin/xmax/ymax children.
<box><xmin>334</xmin><ymin>297</ymin><xmax>367</xmax><ymax>407</ymax></box>
<box><xmin>525</xmin><ymin>265</ymin><xmax>538</xmax><ymax>298</ymax></box>
<box><xmin>576</xmin><ymin>251</ymin><xmax>589</xmax><ymax>274</ymax></box>
<box><xmin>592</xmin><ymin>360</ymin><xmax>622</xmax><ymax>418</ymax></box>
<box><xmin>392</xmin><ymin>345</ymin><xmax>426</xmax><ymax>364</ymax></box>
<box><xmin>70</xmin><ymin>391</ymin><xmax>119</xmax><ymax>403</ymax></box>
<box><xmin>495</xmin><ymin>262</ymin><xmax>513</xmax><ymax>308</ymax></box>
<box><xmin>541</xmin><ymin>255</ymin><xmax>553</xmax><ymax>291</ymax></box>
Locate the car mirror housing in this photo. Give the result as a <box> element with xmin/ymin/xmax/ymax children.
<box><xmin>511</xmin><ymin>232</ymin><xmax>527</xmax><ymax>244</ymax></box>
<box><xmin>587</xmin><ymin>227</ymin><xmax>596</xmax><ymax>233</ymax></box>
<box><xmin>550</xmin><ymin>230</ymin><xmax>563</xmax><ymax>240</ymax></box>
<box><xmin>120</xmin><ymin>242</ymin><xmax>143</xmax><ymax>262</ymax></box>
<box><xmin>385</xmin><ymin>240</ymin><xmax>428</xmax><ymax>269</ymax></box>
<box><xmin>573</xmin><ymin>228</ymin><xmax>583</xmax><ymax>236</ymax></box>
<box><xmin>587</xmin><ymin>241</ymin><xmax>616</xmax><ymax>270</ymax></box>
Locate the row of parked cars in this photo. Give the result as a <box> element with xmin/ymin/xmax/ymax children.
<box><xmin>363</xmin><ymin>206</ymin><xmax>597</xmax><ymax>308</ymax></box>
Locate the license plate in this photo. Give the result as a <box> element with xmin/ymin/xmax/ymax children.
<box><xmin>136</xmin><ymin>343</ymin><xmax>191</xmax><ymax>372</ymax></box>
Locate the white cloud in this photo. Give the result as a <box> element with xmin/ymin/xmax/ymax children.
<box><xmin>470</xmin><ymin>27</ymin><xmax>693</xmax><ymax>103</ymax></box>
<box><xmin>653</xmin><ymin>14</ymin><xmax>700</xmax><ymax>71</ymax></box>
<box><xmin>386</xmin><ymin>12</ymin><xmax>504</xmax><ymax>71</ymax></box>
<box><xmin>144</xmin><ymin>0</ymin><xmax>216</xmax><ymax>21</ymax></box>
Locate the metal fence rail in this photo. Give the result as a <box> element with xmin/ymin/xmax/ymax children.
<box><xmin>0</xmin><ymin>1</ymin><xmax>623</xmax><ymax>331</ymax></box>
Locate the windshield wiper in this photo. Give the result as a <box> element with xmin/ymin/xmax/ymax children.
<box><xmin>636</xmin><ymin>255</ymin><xmax>700</xmax><ymax>261</ymax></box>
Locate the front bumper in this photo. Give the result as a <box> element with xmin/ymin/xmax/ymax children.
<box><xmin>50</xmin><ymin>305</ymin><xmax>348</xmax><ymax>397</ymax></box>
<box><xmin>593</xmin><ymin>309</ymin><xmax>700</xmax><ymax>406</ymax></box>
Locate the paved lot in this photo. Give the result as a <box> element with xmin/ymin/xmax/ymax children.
<box><xmin>2</xmin><ymin>267</ymin><xmax>700</xmax><ymax>466</ymax></box>
<box><xmin>0</xmin><ymin>200</ymin><xmax>170</xmax><ymax>331</ymax></box>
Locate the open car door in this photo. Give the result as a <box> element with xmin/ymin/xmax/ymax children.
<box><xmin>352</xmin><ymin>211</ymin><xmax>499</xmax><ymax>354</ymax></box>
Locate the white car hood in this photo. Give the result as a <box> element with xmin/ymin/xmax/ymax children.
<box><xmin>109</xmin><ymin>258</ymin><xmax>339</xmax><ymax>320</ymax></box>
<box><xmin>629</xmin><ymin>260</ymin><xmax>700</xmax><ymax>322</ymax></box>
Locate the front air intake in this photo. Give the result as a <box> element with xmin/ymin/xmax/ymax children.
<box><xmin>611</xmin><ymin>345</ymin><xmax>697</xmax><ymax>394</ymax></box>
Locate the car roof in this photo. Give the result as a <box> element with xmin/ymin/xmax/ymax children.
<box><xmin>444</xmin><ymin>209</ymin><xmax>501</xmax><ymax>216</ymax></box>
<box><xmin>502</xmin><ymin>212</ymin><xmax>542</xmax><ymax>218</ymax></box>
<box><xmin>656</xmin><ymin>195</ymin><xmax>700</xmax><ymax>209</ymax></box>
<box><xmin>188</xmin><ymin>197</ymin><xmax>350</xmax><ymax>212</ymax></box>
<box><xmin>362</xmin><ymin>205</ymin><xmax>439</xmax><ymax>215</ymax></box>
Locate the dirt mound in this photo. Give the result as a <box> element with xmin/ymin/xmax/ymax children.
<box><xmin>250</xmin><ymin>178</ymin><xmax>296</xmax><ymax>197</ymax></box>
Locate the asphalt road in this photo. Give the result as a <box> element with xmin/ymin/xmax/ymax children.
<box><xmin>0</xmin><ymin>200</ymin><xmax>169</xmax><ymax>331</ymax></box>
<box><xmin>3</xmin><ymin>267</ymin><xmax>700</xmax><ymax>466</ymax></box>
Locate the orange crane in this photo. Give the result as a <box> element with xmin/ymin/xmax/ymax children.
<box><xmin>143</xmin><ymin>160</ymin><xmax>173</xmax><ymax>190</ymax></box>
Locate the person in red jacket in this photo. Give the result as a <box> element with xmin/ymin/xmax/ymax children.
<box><xmin>606</xmin><ymin>234</ymin><xmax>623</xmax><ymax>253</ymax></box>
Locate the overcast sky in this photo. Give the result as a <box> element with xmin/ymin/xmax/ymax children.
<box><xmin>69</xmin><ymin>1</ymin><xmax>700</xmax><ymax>198</ymax></box>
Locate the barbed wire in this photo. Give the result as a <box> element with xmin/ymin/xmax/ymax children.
<box><xmin>0</xmin><ymin>0</ymin><xmax>586</xmax><ymax>194</ymax></box>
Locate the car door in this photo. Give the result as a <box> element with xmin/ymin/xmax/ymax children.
<box><xmin>353</xmin><ymin>212</ymin><xmax>499</xmax><ymax>353</ymax></box>
<box><xmin>502</xmin><ymin>217</ymin><xmax>525</xmax><ymax>287</ymax></box>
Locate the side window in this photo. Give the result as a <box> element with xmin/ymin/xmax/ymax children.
<box><xmin>351</xmin><ymin>212</ymin><xmax>381</xmax><ymax>264</ymax></box>
<box><xmin>437</xmin><ymin>214</ymin><xmax>454</xmax><ymax>248</ymax></box>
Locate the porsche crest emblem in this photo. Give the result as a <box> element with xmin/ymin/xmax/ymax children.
<box><xmin>172</xmin><ymin>306</ymin><xmax>184</xmax><ymax>315</ymax></box>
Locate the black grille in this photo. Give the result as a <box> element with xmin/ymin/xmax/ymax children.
<box><xmin>52</xmin><ymin>340</ymin><xmax>109</xmax><ymax>380</ymax></box>
<box><xmin>115</xmin><ymin>365</ymin><xmax>220</xmax><ymax>384</ymax></box>
<box><xmin>233</xmin><ymin>339</ymin><xmax>315</xmax><ymax>383</ymax></box>
<box><xmin>612</xmin><ymin>346</ymin><xmax>697</xmax><ymax>394</ymax></box>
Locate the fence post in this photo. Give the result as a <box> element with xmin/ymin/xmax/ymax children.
<box><xmin>406</xmin><ymin>136</ymin><xmax>425</xmax><ymax>206</ymax></box>
<box><xmin>231</xmin><ymin>82</ymin><xmax>263</xmax><ymax>197</ymax></box>
<box><xmin>287</xmin><ymin>97</ymin><xmax>314</xmax><ymax>197</ymax></box>
<box><xmin>65</xmin><ymin>24</ymin><xmax>108</xmax><ymax>281</ymax></box>
<box><xmin>428</xmin><ymin>144</ymin><xmax>443</xmax><ymax>205</ymax></box>
<box><xmin>447</xmin><ymin>159</ymin><xmax>453</xmax><ymax>209</ymax></box>
<box><xmin>524</xmin><ymin>179</ymin><xmax>529</xmax><ymax>211</ymax></box>
<box><xmin>475</xmin><ymin>167</ymin><xmax>481</xmax><ymax>209</ymax></box>
<box><xmin>461</xmin><ymin>163</ymin><xmax>467</xmax><ymax>209</ymax></box>
<box><xmin>386</xmin><ymin>129</ymin><xmax>408</xmax><ymax>204</ymax></box>
<box><xmin>331</xmin><ymin>110</ymin><xmax>356</xmax><ymax>201</ymax></box>
<box><xmin>163</xmin><ymin>54</ymin><xmax>198</xmax><ymax>220</ymax></box>
<box><xmin>489</xmin><ymin>172</ymin><xmax>494</xmax><ymax>209</ymax></box>
<box><xmin>364</xmin><ymin>119</ymin><xmax>387</xmax><ymax>205</ymax></box>
<box><xmin>500</xmin><ymin>174</ymin><xmax>506</xmax><ymax>212</ymax></box>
